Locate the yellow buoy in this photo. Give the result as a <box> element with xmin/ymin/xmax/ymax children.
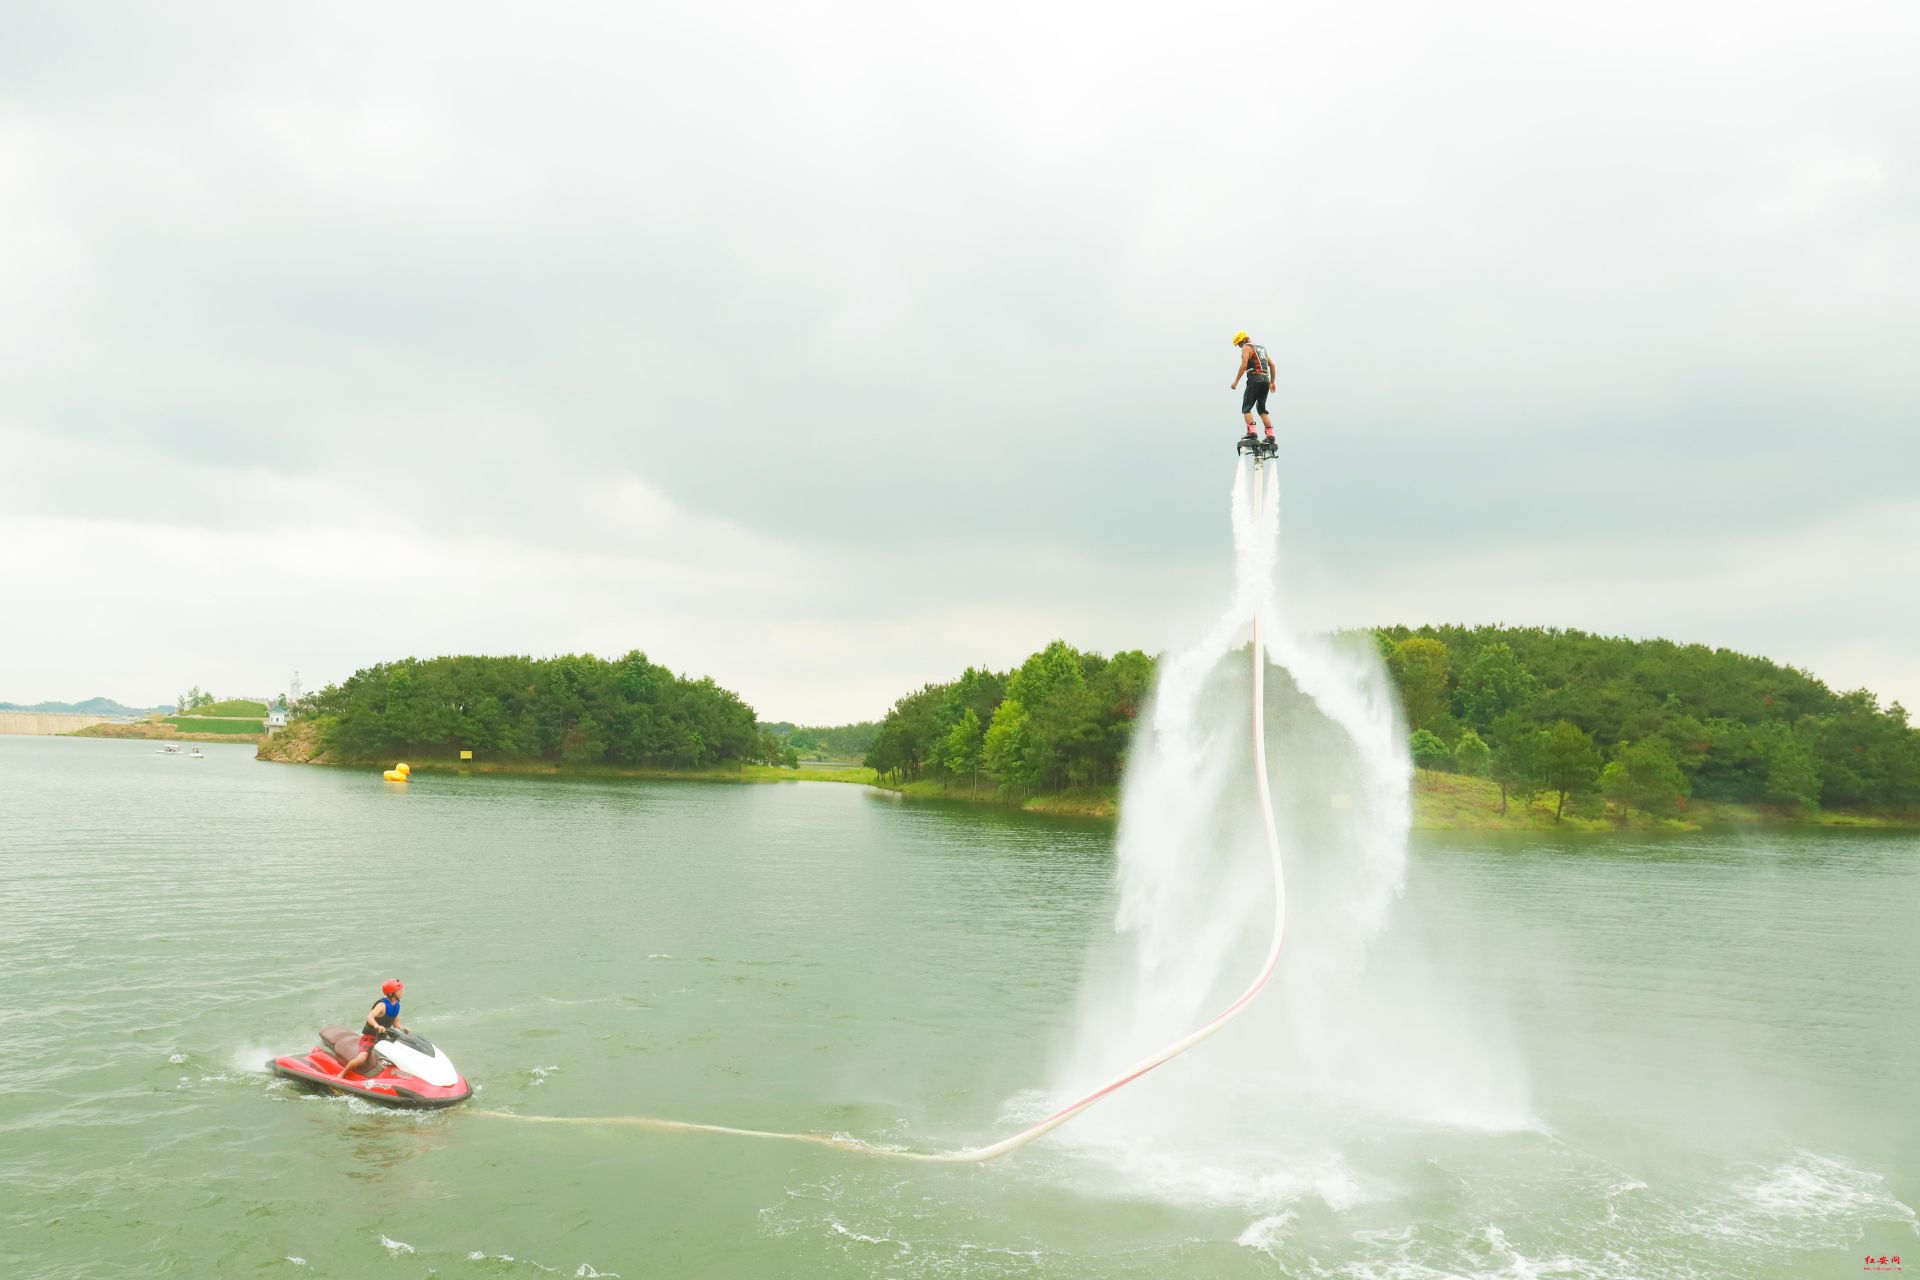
<box><xmin>383</xmin><ymin>767</ymin><xmax>409</xmax><ymax>782</ymax></box>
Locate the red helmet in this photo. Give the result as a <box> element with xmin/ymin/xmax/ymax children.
<box><xmin>382</xmin><ymin>979</ymin><xmax>404</xmax><ymax>996</ymax></box>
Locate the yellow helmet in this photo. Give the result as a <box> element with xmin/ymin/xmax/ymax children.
<box><xmin>1230</xmin><ymin>330</ymin><xmax>1249</xmax><ymax>346</ymax></box>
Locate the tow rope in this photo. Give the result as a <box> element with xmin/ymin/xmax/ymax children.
<box><xmin>481</xmin><ymin>455</ymin><xmax>1288</xmax><ymax>1162</ymax></box>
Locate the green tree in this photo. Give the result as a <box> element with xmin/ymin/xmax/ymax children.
<box><xmin>1387</xmin><ymin>637</ymin><xmax>1451</xmax><ymax>731</ymax></box>
<box><xmin>999</xmin><ymin>642</ymin><xmax>1095</xmax><ymax>790</ymax></box>
<box><xmin>1455</xmin><ymin>643</ymin><xmax>1536</xmax><ymax>731</ymax></box>
<box><xmin>1006</xmin><ymin>640</ymin><xmax>1087</xmax><ymax>711</ymax></box>
<box><xmin>1453</xmin><ymin>727</ymin><xmax>1491</xmax><ymax>778</ymax></box>
<box><xmin>1540</xmin><ymin>720</ymin><xmax>1602</xmax><ymax>821</ymax></box>
<box><xmin>1600</xmin><ymin>738</ymin><xmax>1691</xmax><ymax>818</ymax></box>
<box><xmin>1409</xmin><ymin>729</ymin><xmax>1452</xmax><ymax>777</ymax></box>
<box><xmin>1656</xmin><ymin>713</ymin><xmax>1712</xmax><ymax>774</ymax></box>
<box><xmin>1596</xmin><ymin>761</ymin><xmax>1627</xmax><ymax>814</ymax></box>
<box><xmin>943</xmin><ymin>708</ymin><xmax>985</xmax><ymax>793</ymax></box>
<box><xmin>1762</xmin><ymin>730</ymin><xmax>1821</xmax><ymax>812</ymax></box>
<box><xmin>309</xmin><ymin>651</ymin><xmax>761</xmax><ymax>769</ymax></box>
<box><xmin>560</xmin><ymin>716</ymin><xmax>607</xmax><ymax>765</ymax></box>
<box><xmin>1096</xmin><ymin>650</ymin><xmax>1156</xmax><ymax>775</ymax></box>
<box><xmin>1489</xmin><ymin>711</ymin><xmax>1544</xmax><ymax>815</ymax></box>
<box><xmin>982</xmin><ymin>699</ymin><xmax>1032</xmax><ymax>789</ymax></box>
<box><xmin>865</xmin><ymin>683</ymin><xmax>948</xmax><ymax>781</ymax></box>
<box><xmin>943</xmin><ymin>666</ymin><xmax>1006</xmax><ymax>730</ymax></box>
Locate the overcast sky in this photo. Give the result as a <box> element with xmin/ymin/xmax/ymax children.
<box><xmin>2</xmin><ymin>0</ymin><xmax>1915</xmax><ymax>723</ymax></box>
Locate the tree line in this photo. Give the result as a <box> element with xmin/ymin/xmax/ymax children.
<box><xmin>296</xmin><ymin>628</ymin><xmax>1919</xmax><ymax>815</ymax></box>
<box><xmin>867</xmin><ymin>627</ymin><xmax>1919</xmax><ymax>818</ymax></box>
<box><xmin>1384</xmin><ymin>625</ymin><xmax>1917</xmax><ymax>818</ymax></box>
<box><xmin>864</xmin><ymin>640</ymin><xmax>1155</xmax><ymax>792</ymax></box>
<box><xmin>302</xmin><ymin>652</ymin><xmax>780</xmax><ymax>768</ymax></box>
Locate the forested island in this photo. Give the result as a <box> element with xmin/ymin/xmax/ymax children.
<box><xmin>261</xmin><ymin>629</ymin><xmax>1920</xmax><ymax>829</ymax></box>
<box><xmin>261</xmin><ymin>652</ymin><xmax>789</xmax><ymax>771</ymax></box>
<box><xmin>862</xmin><ymin>627</ymin><xmax>1919</xmax><ymax>826</ymax></box>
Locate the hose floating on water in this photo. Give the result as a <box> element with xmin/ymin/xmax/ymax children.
<box><xmin>481</xmin><ymin>457</ymin><xmax>1288</xmax><ymax>1162</ymax></box>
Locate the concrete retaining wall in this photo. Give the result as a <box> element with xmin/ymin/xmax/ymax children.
<box><xmin>0</xmin><ymin>712</ymin><xmax>120</xmax><ymax>736</ymax></box>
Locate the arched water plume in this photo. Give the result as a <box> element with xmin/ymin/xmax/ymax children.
<box><xmin>1035</xmin><ymin>454</ymin><xmax>1520</xmax><ymax>1179</ymax></box>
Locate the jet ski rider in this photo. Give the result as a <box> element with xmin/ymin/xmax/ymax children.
<box><xmin>1229</xmin><ymin>329</ymin><xmax>1278</xmax><ymax>454</ymax></box>
<box><xmin>340</xmin><ymin>979</ymin><xmax>407</xmax><ymax>1077</ymax></box>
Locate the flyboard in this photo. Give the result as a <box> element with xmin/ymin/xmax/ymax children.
<box><xmin>483</xmin><ymin>441</ymin><xmax>1289</xmax><ymax>1162</ymax></box>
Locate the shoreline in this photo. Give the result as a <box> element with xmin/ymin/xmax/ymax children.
<box><xmin>253</xmin><ymin>723</ymin><xmax>875</xmax><ymax>787</ymax></box>
<box><xmin>275</xmin><ymin>758</ymin><xmax>880</xmax><ymax>786</ymax></box>
<box><xmin>71</xmin><ymin>721</ymin><xmax>265</xmax><ymax>745</ymax></box>
<box><xmin>869</xmin><ymin>770</ymin><xmax>1919</xmax><ymax>831</ymax></box>
<box><xmin>251</xmin><ymin>728</ymin><xmax>1918</xmax><ymax>831</ymax></box>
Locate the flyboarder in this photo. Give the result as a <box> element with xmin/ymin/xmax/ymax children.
<box><xmin>1229</xmin><ymin>330</ymin><xmax>1278</xmax><ymax>457</ymax></box>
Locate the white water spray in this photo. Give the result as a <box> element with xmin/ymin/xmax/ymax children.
<box><xmin>1039</xmin><ymin>456</ymin><xmax>1541</xmax><ymax>1188</ymax></box>
<box><xmin>1037</xmin><ymin>455</ymin><xmax>1419</xmax><ymax>1168</ymax></box>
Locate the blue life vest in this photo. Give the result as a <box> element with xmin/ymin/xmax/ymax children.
<box><xmin>365</xmin><ymin>997</ymin><xmax>400</xmax><ymax>1035</ymax></box>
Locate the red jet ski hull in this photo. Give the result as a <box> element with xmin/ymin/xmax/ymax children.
<box><xmin>270</xmin><ymin>1026</ymin><xmax>471</xmax><ymax>1109</ymax></box>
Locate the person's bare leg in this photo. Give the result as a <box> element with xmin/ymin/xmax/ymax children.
<box><xmin>341</xmin><ymin>1050</ymin><xmax>370</xmax><ymax>1076</ymax></box>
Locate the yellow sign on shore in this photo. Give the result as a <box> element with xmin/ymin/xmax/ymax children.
<box><xmin>459</xmin><ymin>750</ymin><xmax>473</xmax><ymax>760</ymax></box>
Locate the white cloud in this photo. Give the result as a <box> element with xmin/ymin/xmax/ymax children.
<box><xmin>1</xmin><ymin>0</ymin><xmax>1915</xmax><ymax>720</ymax></box>
<box><xmin>1</xmin><ymin>432</ymin><xmax>1220</xmax><ymax>720</ymax></box>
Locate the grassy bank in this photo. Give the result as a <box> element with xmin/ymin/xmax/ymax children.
<box><xmin>281</xmin><ymin>757</ymin><xmax>877</xmax><ymax>786</ymax></box>
<box><xmin>1410</xmin><ymin>771</ymin><xmax>1916</xmax><ymax>831</ymax></box>
<box><xmin>182</xmin><ymin>699</ymin><xmax>268</xmax><ymax>718</ymax></box>
<box><xmin>166</xmin><ymin>716</ymin><xmax>265</xmax><ymax>734</ymax></box>
<box><xmin>871</xmin><ymin>769</ymin><xmax>1916</xmax><ymax>831</ymax></box>
<box><xmin>871</xmin><ymin>777</ymin><xmax>1120</xmax><ymax>818</ymax></box>
<box><xmin>378</xmin><ymin>760</ymin><xmax>880</xmax><ymax>785</ymax></box>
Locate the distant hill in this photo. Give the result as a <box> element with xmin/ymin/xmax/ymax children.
<box><xmin>0</xmin><ymin>697</ymin><xmax>166</xmax><ymax>717</ymax></box>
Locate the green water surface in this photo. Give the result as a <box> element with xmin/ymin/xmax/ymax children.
<box><xmin>1</xmin><ymin>736</ymin><xmax>1914</xmax><ymax>1278</ymax></box>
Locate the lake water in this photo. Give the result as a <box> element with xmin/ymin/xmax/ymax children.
<box><xmin>2</xmin><ymin>735</ymin><xmax>1915</xmax><ymax>1278</ymax></box>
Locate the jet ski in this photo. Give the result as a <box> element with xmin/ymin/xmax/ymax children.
<box><xmin>269</xmin><ymin>1026</ymin><xmax>471</xmax><ymax>1108</ymax></box>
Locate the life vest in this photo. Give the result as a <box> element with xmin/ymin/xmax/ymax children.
<box><xmin>1242</xmin><ymin>342</ymin><xmax>1272</xmax><ymax>380</ymax></box>
<box><xmin>364</xmin><ymin>996</ymin><xmax>400</xmax><ymax>1036</ymax></box>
